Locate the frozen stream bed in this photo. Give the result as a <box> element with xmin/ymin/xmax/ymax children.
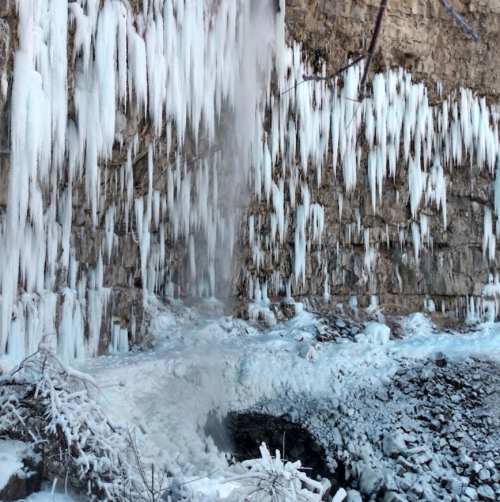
<box><xmin>16</xmin><ymin>298</ymin><xmax>500</xmax><ymax>501</ymax></box>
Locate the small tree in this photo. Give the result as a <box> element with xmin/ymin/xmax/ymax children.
<box><xmin>225</xmin><ymin>442</ymin><xmax>347</xmax><ymax>502</ymax></box>
<box><xmin>0</xmin><ymin>344</ymin><xmax>146</xmax><ymax>501</ymax></box>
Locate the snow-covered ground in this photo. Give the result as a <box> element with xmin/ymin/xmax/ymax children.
<box><xmin>11</xmin><ymin>298</ymin><xmax>500</xmax><ymax>501</ymax></box>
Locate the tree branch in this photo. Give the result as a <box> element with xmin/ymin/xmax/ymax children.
<box><xmin>302</xmin><ymin>55</ymin><xmax>365</xmax><ymax>83</ymax></box>
<box><xmin>437</xmin><ymin>0</ymin><xmax>480</xmax><ymax>42</ymax></box>
<box><xmin>358</xmin><ymin>0</ymin><xmax>388</xmax><ymax>101</ymax></box>
<box><xmin>292</xmin><ymin>0</ymin><xmax>481</xmax><ymax>102</ymax></box>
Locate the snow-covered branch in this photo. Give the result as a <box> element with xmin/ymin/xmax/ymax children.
<box><xmin>225</xmin><ymin>443</ymin><xmax>346</xmax><ymax>502</ymax></box>
<box><xmin>0</xmin><ymin>346</ymin><xmax>148</xmax><ymax>501</ymax></box>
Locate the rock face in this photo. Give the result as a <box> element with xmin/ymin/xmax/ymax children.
<box><xmin>245</xmin><ymin>0</ymin><xmax>499</xmax><ymax>311</ymax></box>
<box><xmin>0</xmin><ymin>0</ymin><xmax>500</xmax><ymax>358</ymax></box>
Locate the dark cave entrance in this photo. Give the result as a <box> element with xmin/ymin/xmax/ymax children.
<box><xmin>204</xmin><ymin>411</ymin><xmax>347</xmax><ymax>495</ymax></box>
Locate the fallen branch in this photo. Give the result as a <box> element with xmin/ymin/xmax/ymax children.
<box><xmin>225</xmin><ymin>442</ymin><xmax>346</xmax><ymax>502</ymax></box>
<box><xmin>0</xmin><ymin>346</ymin><xmax>146</xmax><ymax>501</ymax></box>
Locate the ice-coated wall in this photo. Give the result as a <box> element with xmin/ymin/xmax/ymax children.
<box><xmin>0</xmin><ymin>0</ymin><xmax>280</xmax><ymax>361</ymax></box>
<box><xmin>0</xmin><ymin>0</ymin><xmax>499</xmax><ymax>362</ymax></box>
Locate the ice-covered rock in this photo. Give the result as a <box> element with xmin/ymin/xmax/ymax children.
<box><xmin>477</xmin><ymin>484</ymin><xmax>495</xmax><ymax>501</ymax></box>
<box><xmin>383</xmin><ymin>432</ymin><xmax>407</xmax><ymax>458</ymax></box>
<box><xmin>298</xmin><ymin>342</ymin><xmax>319</xmax><ymax>362</ymax></box>
<box><xmin>359</xmin><ymin>466</ymin><xmax>385</xmax><ymax>495</ymax></box>
<box><xmin>478</xmin><ymin>469</ymin><xmax>490</xmax><ymax>481</ymax></box>
<box><xmin>363</xmin><ymin>322</ymin><xmax>391</xmax><ymax>345</ymax></box>
<box><xmin>464</xmin><ymin>486</ymin><xmax>478</xmax><ymax>501</ymax></box>
<box><xmin>434</xmin><ymin>351</ymin><xmax>448</xmax><ymax>367</ymax></box>
<box><xmin>346</xmin><ymin>489</ymin><xmax>363</xmax><ymax>502</ymax></box>
<box><xmin>383</xmin><ymin>491</ymin><xmax>408</xmax><ymax>502</ymax></box>
<box><xmin>470</xmin><ymin>461</ymin><xmax>483</xmax><ymax>473</ymax></box>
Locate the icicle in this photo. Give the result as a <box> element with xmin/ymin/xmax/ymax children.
<box><xmin>412</xmin><ymin>222</ymin><xmax>421</xmax><ymax>264</ymax></box>
<box><xmin>483</xmin><ymin>207</ymin><xmax>496</xmax><ymax>262</ymax></box>
<box><xmin>409</xmin><ymin>158</ymin><xmax>427</xmax><ymax>219</ymax></box>
<box><xmin>4</xmin><ymin>0</ymin><xmax>500</xmax><ymax>363</ymax></box>
<box><xmin>364</xmin><ymin>228</ymin><xmax>377</xmax><ymax>278</ymax></box>
<box><xmin>294</xmin><ymin>205</ymin><xmax>306</xmax><ymax>286</ymax></box>
<box><xmin>110</xmin><ymin>324</ymin><xmax>129</xmax><ymax>354</ymax></box>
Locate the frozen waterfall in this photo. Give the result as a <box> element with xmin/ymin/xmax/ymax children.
<box><xmin>1</xmin><ymin>0</ymin><xmax>500</xmax><ymax>362</ymax></box>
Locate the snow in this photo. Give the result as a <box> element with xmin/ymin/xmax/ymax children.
<box><xmin>0</xmin><ymin>440</ymin><xmax>27</xmax><ymax>492</ymax></box>
<box><xmin>3</xmin><ymin>294</ymin><xmax>500</xmax><ymax>501</ymax></box>
<box><xmin>17</xmin><ymin>492</ymin><xmax>75</xmax><ymax>502</ymax></box>
<box><xmin>65</xmin><ymin>301</ymin><xmax>499</xmax><ymax>497</ymax></box>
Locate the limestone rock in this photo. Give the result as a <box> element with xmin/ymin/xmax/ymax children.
<box><xmin>2</xmin><ymin>0</ymin><xmax>500</xmax><ymax>356</ymax></box>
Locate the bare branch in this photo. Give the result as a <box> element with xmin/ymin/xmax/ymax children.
<box><xmin>302</xmin><ymin>55</ymin><xmax>365</xmax><ymax>83</ymax></box>
<box><xmin>282</xmin><ymin>56</ymin><xmax>365</xmax><ymax>96</ymax></box>
<box><xmin>437</xmin><ymin>0</ymin><xmax>481</xmax><ymax>42</ymax></box>
<box><xmin>295</xmin><ymin>0</ymin><xmax>480</xmax><ymax>103</ymax></box>
<box><xmin>358</xmin><ymin>0</ymin><xmax>388</xmax><ymax>101</ymax></box>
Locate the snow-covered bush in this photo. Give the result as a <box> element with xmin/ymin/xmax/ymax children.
<box><xmin>225</xmin><ymin>442</ymin><xmax>346</xmax><ymax>502</ymax></box>
<box><xmin>0</xmin><ymin>344</ymin><xmax>149</xmax><ymax>501</ymax></box>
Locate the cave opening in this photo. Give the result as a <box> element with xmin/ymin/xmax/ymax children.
<box><xmin>204</xmin><ymin>411</ymin><xmax>348</xmax><ymax>496</ymax></box>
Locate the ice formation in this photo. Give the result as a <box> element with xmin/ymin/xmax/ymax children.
<box><xmin>0</xmin><ymin>0</ymin><xmax>279</xmax><ymax>361</ymax></box>
<box><xmin>1</xmin><ymin>0</ymin><xmax>500</xmax><ymax>361</ymax></box>
<box><xmin>465</xmin><ymin>272</ymin><xmax>500</xmax><ymax>323</ymax></box>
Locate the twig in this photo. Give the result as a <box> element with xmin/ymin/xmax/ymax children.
<box><xmin>302</xmin><ymin>55</ymin><xmax>365</xmax><ymax>83</ymax></box>
<box><xmin>166</xmin><ymin>469</ymin><xmax>221</xmax><ymax>490</ymax></box>
<box><xmin>437</xmin><ymin>0</ymin><xmax>480</xmax><ymax>42</ymax></box>
<box><xmin>282</xmin><ymin>55</ymin><xmax>365</xmax><ymax>96</ymax></box>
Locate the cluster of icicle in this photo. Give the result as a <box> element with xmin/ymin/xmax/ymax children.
<box><xmin>247</xmin><ymin>42</ymin><xmax>500</xmax><ymax>304</ymax></box>
<box><xmin>1</xmin><ymin>0</ymin><xmax>500</xmax><ymax>362</ymax></box>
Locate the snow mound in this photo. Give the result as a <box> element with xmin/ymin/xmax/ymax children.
<box><xmin>406</xmin><ymin>312</ymin><xmax>434</xmax><ymax>334</ymax></box>
<box><xmin>0</xmin><ymin>440</ymin><xmax>29</xmax><ymax>491</ymax></box>
<box><xmin>356</xmin><ymin>322</ymin><xmax>391</xmax><ymax>345</ymax></box>
<box><xmin>0</xmin><ymin>355</ymin><xmax>17</xmax><ymax>375</ymax></box>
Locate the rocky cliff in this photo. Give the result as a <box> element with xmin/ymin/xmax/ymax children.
<box><xmin>0</xmin><ymin>0</ymin><xmax>499</xmax><ymax>361</ymax></box>
<box><xmin>245</xmin><ymin>0</ymin><xmax>500</xmax><ymax>316</ymax></box>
